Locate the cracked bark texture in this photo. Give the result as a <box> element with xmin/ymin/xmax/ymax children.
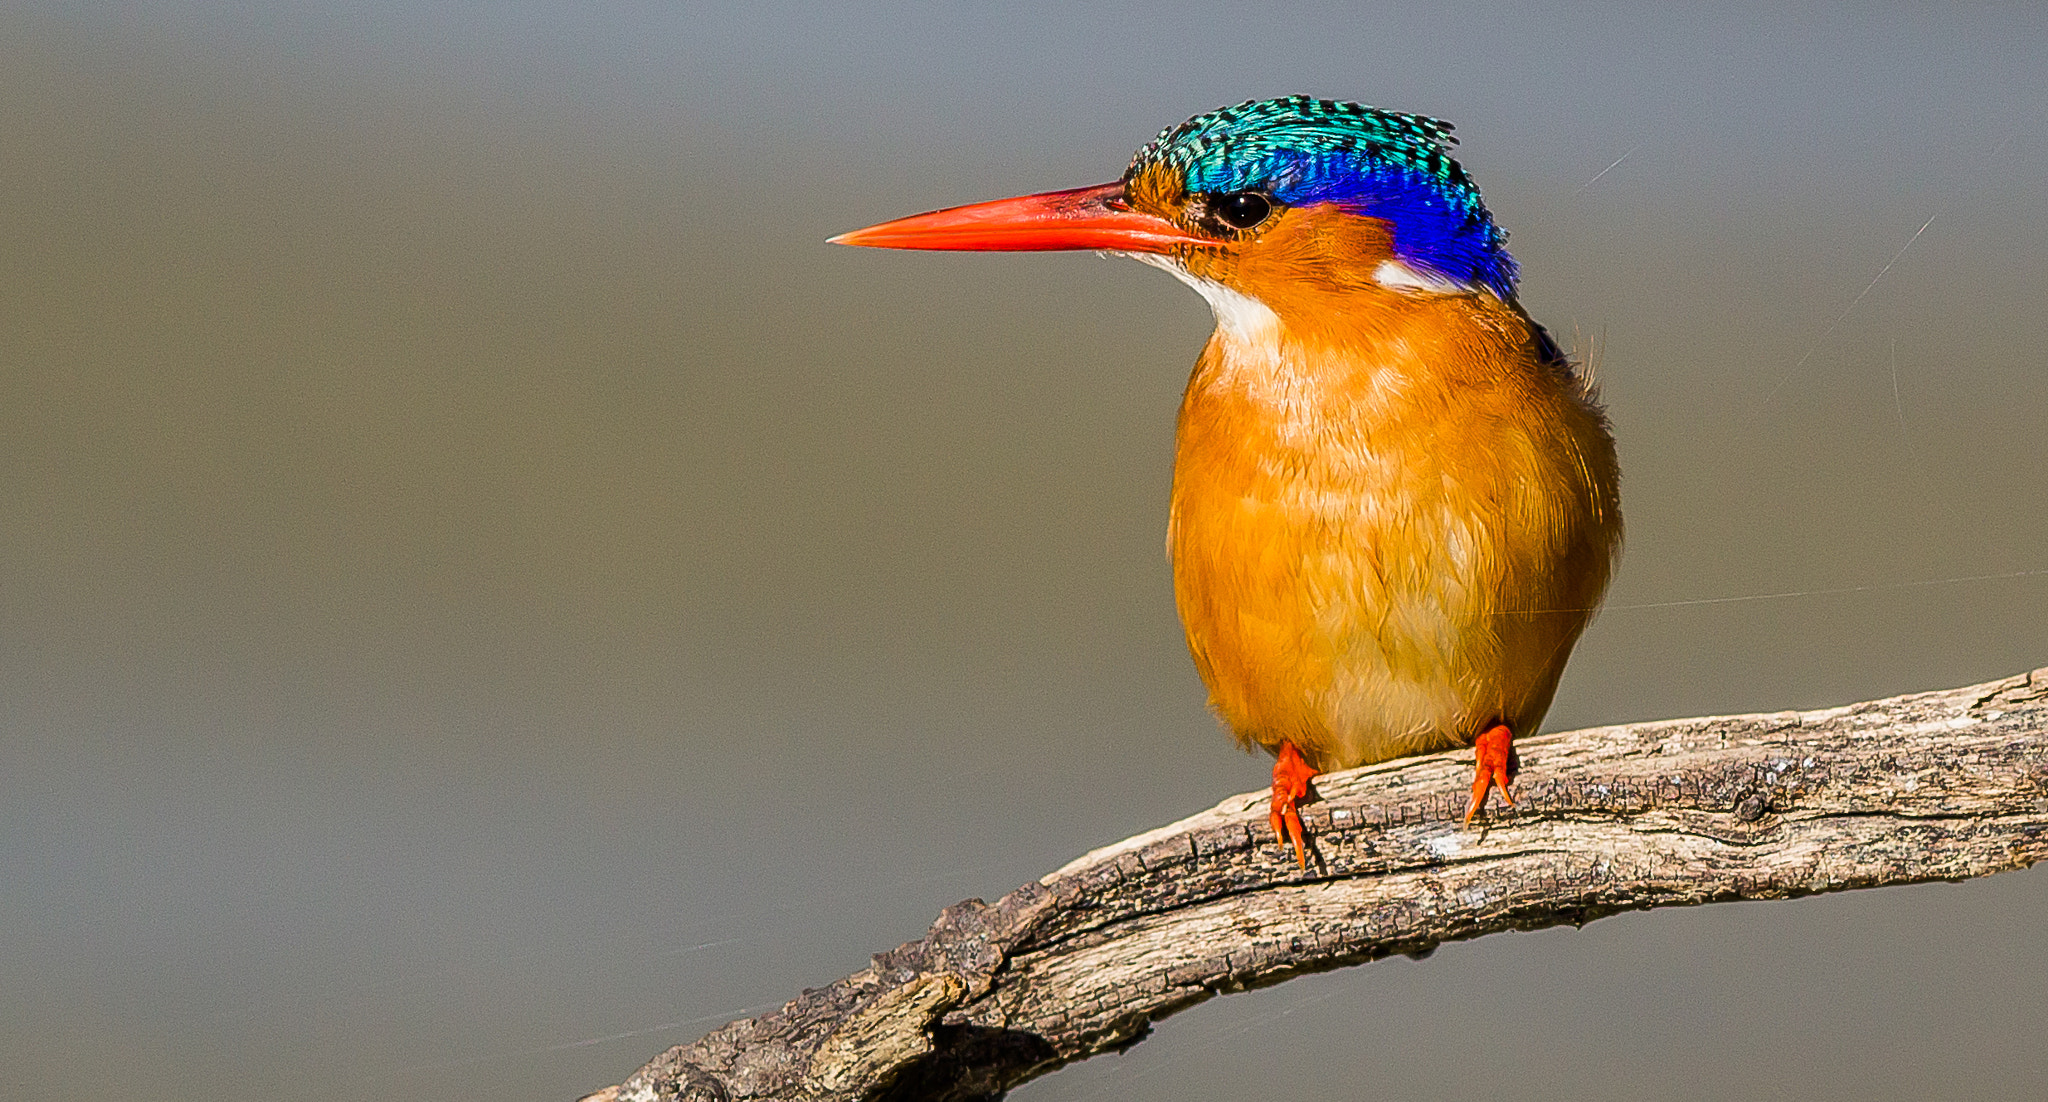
<box><xmin>582</xmin><ymin>668</ymin><xmax>2048</xmax><ymax>1102</ymax></box>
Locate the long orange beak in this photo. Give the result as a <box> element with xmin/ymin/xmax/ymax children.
<box><xmin>829</xmin><ymin>182</ymin><xmax>1209</xmax><ymax>253</ymax></box>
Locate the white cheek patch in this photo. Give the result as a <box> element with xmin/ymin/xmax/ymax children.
<box><xmin>1120</xmin><ymin>249</ymin><xmax>1476</xmax><ymax>305</ymax></box>
<box><xmin>1372</xmin><ymin>258</ymin><xmax>1475</xmax><ymax>295</ymax></box>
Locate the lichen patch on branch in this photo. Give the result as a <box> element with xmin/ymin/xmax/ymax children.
<box><xmin>591</xmin><ymin>668</ymin><xmax>2048</xmax><ymax>1102</ymax></box>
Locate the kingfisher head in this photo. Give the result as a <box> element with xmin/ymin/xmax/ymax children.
<box><xmin>834</xmin><ymin>96</ymin><xmax>1520</xmax><ymax>315</ymax></box>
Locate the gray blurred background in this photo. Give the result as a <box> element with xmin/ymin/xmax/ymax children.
<box><xmin>4</xmin><ymin>3</ymin><xmax>2046</xmax><ymax>1099</ymax></box>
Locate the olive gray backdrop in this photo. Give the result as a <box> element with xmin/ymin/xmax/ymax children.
<box><xmin>5</xmin><ymin>3</ymin><xmax>2045</xmax><ymax>1099</ymax></box>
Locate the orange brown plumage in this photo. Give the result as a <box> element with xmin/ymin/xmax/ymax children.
<box><xmin>834</xmin><ymin>96</ymin><xmax>1622</xmax><ymax>863</ymax></box>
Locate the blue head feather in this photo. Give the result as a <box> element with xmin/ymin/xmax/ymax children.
<box><xmin>1128</xmin><ymin>96</ymin><xmax>1518</xmax><ymax>299</ymax></box>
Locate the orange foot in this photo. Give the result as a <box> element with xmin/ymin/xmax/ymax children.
<box><xmin>1463</xmin><ymin>723</ymin><xmax>1520</xmax><ymax>826</ymax></box>
<box><xmin>1270</xmin><ymin>741</ymin><xmax>1319</xmax><ymax>867</ymax></box>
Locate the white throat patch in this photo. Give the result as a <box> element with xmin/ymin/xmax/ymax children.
<box><xmin>1121</xmin><ymin>253</ymin><xmax>1281</xmax><ymax>344</ymax></box>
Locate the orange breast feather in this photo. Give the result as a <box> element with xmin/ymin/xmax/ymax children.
<box><xmin>1168</xmin><ymin>224</ymin><xmax>1620</xmax><ymax>772</ymax></box>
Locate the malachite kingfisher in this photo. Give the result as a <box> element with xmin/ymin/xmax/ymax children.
<box><xmin>834</xmin><ymin>96</ymin><xmax>1622</xmax><ymax>865</ymax></box>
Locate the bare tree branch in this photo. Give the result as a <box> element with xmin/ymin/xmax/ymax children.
<box><xmin>583</xmin><ymin>668</ymin><xmax>2048</xmax><ymax>1102</ymax></box>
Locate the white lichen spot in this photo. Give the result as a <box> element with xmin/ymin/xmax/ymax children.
<box><xmin>1426</xmin><ymin>833</ymin><xmax>1463</xmax><ymax>858</ymax></box>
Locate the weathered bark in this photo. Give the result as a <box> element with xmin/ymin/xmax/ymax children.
<box><xmin>584</xmin><ymin>668</ymin><xmax>2048</xmax><ymax>1102</ymax></box>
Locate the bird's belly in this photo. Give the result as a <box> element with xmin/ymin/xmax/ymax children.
<box><xmin>1170</xmin><ymin>420</ymin><xmax>1595</xmax><ymax>772</ymax></box>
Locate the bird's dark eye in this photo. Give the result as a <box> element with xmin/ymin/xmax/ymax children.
<box><xmin>1213</xmin><ymin>191</ymin><xmax>1273</xmax><ymax>230</ymax></box>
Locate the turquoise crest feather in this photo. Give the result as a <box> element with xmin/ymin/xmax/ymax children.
<box><xmin>1128</xmin><ymin>96</ymin><xmax>1519</xmax><ymax>298</ymax></box>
